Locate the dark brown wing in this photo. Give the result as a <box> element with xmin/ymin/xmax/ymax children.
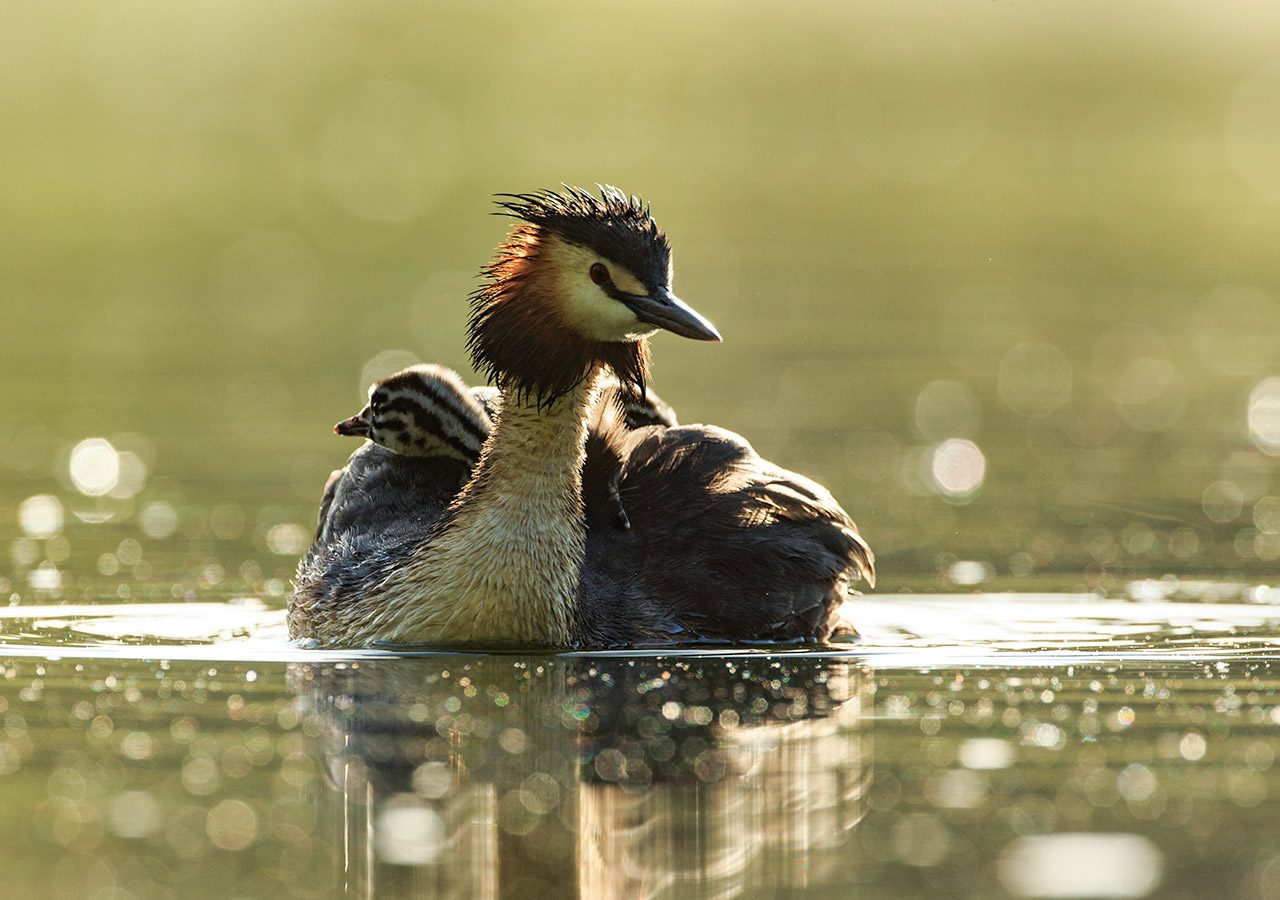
<box><xmin>579</xmin><ymin>423</ymin><xmax>874</xmax><ymax>645</ymax></box>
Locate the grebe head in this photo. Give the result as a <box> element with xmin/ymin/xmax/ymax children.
<box><xmin>469</xmin><ymin>185</ymin><xmax>720</xmax><ymax>404</ymax></box>
<box><xmin>334</xmin><ymin>365</ymin><xmax>489</xmax><ymax>462</ymax></box>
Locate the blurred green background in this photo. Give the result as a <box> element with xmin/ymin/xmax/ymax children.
<box><xmin>4</xmin><ymin>1</ymin><xmax>1280</xmax><ymax>601</ymax></box>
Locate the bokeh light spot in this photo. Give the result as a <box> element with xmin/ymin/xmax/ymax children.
<box><xmin>1109</xmin><ymin>357</ymin><xmax>1186</xmax><ymax>431</ymax></box>
<box><xmin>1179</xmin><ymin>732</ymin><xmax>1207</xmax><ymax>762</ymax></box>
<box><xmin>68</xmin><ymin>438</ymin><xmax>120</xmax><ymax>497</ymax></box>
<box><xmin>932</xmin><ymin>439</ymin><xmax>986</xmax><ymax>500</ymax></box>
<box><xmin>1248</xmin><ymin>378</ymin><xmax>1280</xmax><ymax>455</ymax></box>
<box><xmin>139</xmin><ymin>502</ymin><xmax>179</xmax><ymax>540</ymax></box>
<box><xmin>375</xmin><ymin>799</ymin><xmax>445</xmax><ymax>865</ymax></box>
<box><xmin>1203</xmin><ymin>481</ymin><xmax>1245</xmax><ymax>524</ymax></box>
<box><xmin>959</xmin><ymin>738</ymin><xmax>1014</xmax><ymax>770</ymax></box>
<box><xmin>999</xmin><ymin>341</ymin><xmax>1073</xmax><ymax>417</ymax></box>
<box><xmin>999</xmin><ymin>833</ymin><xmax>1163</xmax><ymax>899</ymax></box>
<box><xmin>108</xmin><ymin>450</ymin><xmax>148</xmax><ymax>500</ymax></box>
<box><xmin>892</xmin><ymin>812</ymin><xmax>951</xmax><ymax>867</ymax></box>
<box><xmin>266</xmin><ymin>524</ymin><xmax>308</xmax><ymax>556</ymax></box>
<box><xmin>18</xmin><ymin>495</ymin><xmax>63</xmax><ymax>539</ymax></box>
<box><xmin>1116</xmin><ymin>764</ymin><xmax>1157</xmax><ymax>803</ymax></box>
<box><xmin>1255</xmin><ymin>497</ymin><xmax>1280</xmax><ymax>535</ymax></box>
<box><xmin>947</xmin><ymin>560</ymin><xmax>990</xmax><ymax>586</ymax></box>
<box><xmin>205</xmin><ymin>799</ymin><xmax>257</xmax><ymax>852</ymax></box>
<box><xmin>28</xmin><ymin>562</ymin><xmax>61</xmax><ymax>592</ymax></box>
<box><xmin>915</xmin><ymin>380</ymin><xmax>981</xmax><ymax>441</ymax></box>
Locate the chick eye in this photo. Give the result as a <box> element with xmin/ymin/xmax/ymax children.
<box><xmin>589</xmin><ymin>262</ymin><xmax>611</xmax><ymax>286</ymax></box>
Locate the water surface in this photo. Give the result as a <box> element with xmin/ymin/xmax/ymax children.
<box><xmin>2</xmin><ymin>594</ymin><xmax>1279</xmax><ymax>899</ymax></box>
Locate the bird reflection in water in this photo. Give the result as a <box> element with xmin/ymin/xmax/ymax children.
<box><xmin>290</xmin><ymin>654</ymin><xmax>871</xmax><ymax>898</ymax></box>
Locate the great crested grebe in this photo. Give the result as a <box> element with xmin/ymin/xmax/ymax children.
<box><xmin>289</xmin><ymin>186</ymin><xmax>874</xmax><ymax>647</ymax></box>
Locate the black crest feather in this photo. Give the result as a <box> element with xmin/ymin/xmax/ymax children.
<box><xmin>493</xmin><ymin>184</ymin><xmax>670</xmax><ymax>290</ymax></box>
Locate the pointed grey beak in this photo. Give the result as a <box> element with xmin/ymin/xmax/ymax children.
<box><xmin>334</xmin><ymin>407</ymin><xmax>372</xmax><ymax>437</ymax></box>
<box><xmin>624</xmin><ymin>289</ymin><xmax>722</xmax><ymax>342</ymax></box>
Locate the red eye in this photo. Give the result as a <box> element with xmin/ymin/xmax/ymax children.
<box><xmin>589</xmin><ymin>262</ymin><xmax>610</xmax><ymax>285</ymax></box>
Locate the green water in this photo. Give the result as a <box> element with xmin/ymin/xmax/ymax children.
<box><xmin>4</xmin><ymin>2</ymin><xmax>1280</xmax><ymax>897</ymax></box>
<box><xmin>2</xmin><ymin>599</ymin><xmax>1280</xmax><ymax>899</ymax></box>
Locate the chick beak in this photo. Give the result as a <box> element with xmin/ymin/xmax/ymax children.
<box><xmin>625</xmin><ymin>289</ymin><xmax>722</xmax><ymax>342</ymax></box>
<box><xmin>334</xmin><ymin>408</ymin><xmax>372</xmax><ymax>437</ymax></box>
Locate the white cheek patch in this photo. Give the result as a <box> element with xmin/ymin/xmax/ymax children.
<box><xmin>547</xmin><ymin>239</ymin><xmax>651</xmax><ymax>342</ymax></box>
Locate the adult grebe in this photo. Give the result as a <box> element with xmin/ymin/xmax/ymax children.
<box><xmin>289</xmin><ymin>186</ymin><xmax>872</xmax><ymax>646</ymax></box>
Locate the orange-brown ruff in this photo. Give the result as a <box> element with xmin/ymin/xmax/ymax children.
<box><xmin>290</xmin><ymin>186</ymin><xmax>873</xmax><ymax>647</ymax></box>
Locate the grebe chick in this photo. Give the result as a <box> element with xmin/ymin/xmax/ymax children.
<box><xmin>314</xmin><ymin>365</ymin><xmax>490</xmax><ymax>545</ymax></box>
<box><xmin>290</xmin><ymin>186</ymin><xmax>871</xmax><ymax>647</ymax></box>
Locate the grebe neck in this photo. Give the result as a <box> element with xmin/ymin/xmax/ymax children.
<box><xmin>370</xmin><ymin>367</ymin><xmax>604</xmax><ymax>644</ymax></box>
